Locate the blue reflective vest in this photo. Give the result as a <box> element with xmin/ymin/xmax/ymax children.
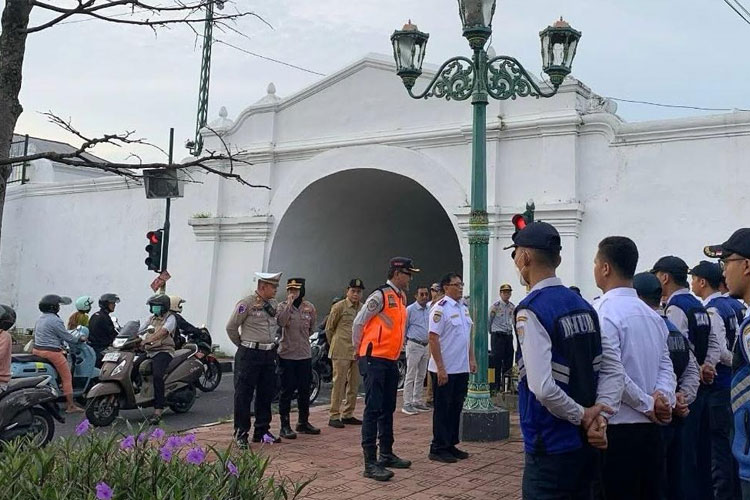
<box><xmin>515</xmin><ymin>285</ymin><xmax>601</xmax><ymax>455</ymax></box>
<box><xmin>668</xmin><ymin>293</ymin><xmax>711</xmax><ymax>365</ymax></box>
<box><xmin>708</xmin><ymin>296</ymin><xmax>741</xmax><ymax>389</ymax></box>
<box><xmin>663</xmin><ymin>316</ymin><xmax>689</xmax><ymax>382</ymax></box>
<box><xmin>731</xmin><ymin>315</ymin><xmax>750</xmax><ymax>480</ymax></box>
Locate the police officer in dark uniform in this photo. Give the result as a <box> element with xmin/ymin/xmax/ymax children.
<box><xmin>507</xmin><ymin>221</ymin><xmax>623</xmax><ymax>499</ymax></box>
<box><xmin>651</xmin><ymin>256</ymin><xmax>714</xmax><ymax>500</ymax></box>
<box><xmin>352</xmin><ymin>257</ymin><xmax>419</xmax><ymax>481</ymax></box>
<box><xmin>704</xmin><ymin>229</ymin><xmax>750</xmax><ymax>498</ymax></box>
<box><xmin>227</xmin><ymin>272</ymin><xmax>282</xmax><ymax>449</ymax></box>
<box><xmin>633</xmin><ymin>272</ymin><xmax>699</xmax><ymax>500</ymax></box>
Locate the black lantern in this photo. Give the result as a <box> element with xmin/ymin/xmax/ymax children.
<box><xmin>457</xmin><ymin>0</ymin><xmax>496</xmax><ymax>50</ymax></box>
<box><xmin>391</xmin><ymin>20</ymin><xmax>430</xmax><ymax>90</ymax></box>
<box><xmin>540</xmin><ymin>17</ymin><xmax>581</xmax><ymax>87</ymax></box>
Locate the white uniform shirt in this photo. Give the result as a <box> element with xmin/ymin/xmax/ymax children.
<box><xmin>516</xmin><ymin>277</ymin><xmax>624</xmax><ymax>426</ymax></box>
<box><xmin>703</xmin><ymin>292</ymin><xmax>733</xmax><ymax>367</ymax></box>
<box><xmin>666</xmin><ymin>288</ymin><xmax>720</xmax><ymax>366</ymax></box>
<box><xmin>428</xmin><ymin>296</ymin><xmax>472</xmax><ymax>374</ymax></box>
<box><xmin>594</xmin><ymin>287</ymin><xmax>676</xmax><ymax>425</ymax></box>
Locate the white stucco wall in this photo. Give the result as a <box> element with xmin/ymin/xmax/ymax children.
<box><xmin>2</xmin><ymin>53</ymin><xmax>749</xmax><ymax>355</ymax></box>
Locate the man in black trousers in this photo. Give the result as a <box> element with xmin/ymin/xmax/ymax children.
<box><xmin>427</xmin><ymin>272</ymin><xmax>477</xmax><ymax>463</ymax></box>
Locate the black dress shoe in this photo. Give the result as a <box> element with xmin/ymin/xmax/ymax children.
<box><xmin>341</xmin><ymin>416</ymin><xmax>362</xmax><ymax>425</ymax></box>
<box><xmin>252</xmin><ymin>432</ymin><xmax>281</xmax><ymax>443</ymax></box>
<box><xmin>328</xmin><ymin>419</ymin><xmax>345</xmax><ymax>428</ymax></box>
<box><xmin>428</xmin><ymin>451</ymin><xmax>457</xmax><ymax>463</ymax></box>
<box><xmin>363</xmin><ymin>463</ymin><xmax>394</xmax><ymax>481</ymax></box>
<box><xmin>296</xmin><ymin>422</ymin><xmax>321</xmax><ymax>435</ymax></box>
<box><xmin>280</xmin><ymin>426</ymin><xmax>297</xmax><ymax>440</ymax></box>
<box><xmin>379</xmin><ymin>452</ymin><xmax>411</xmax><ymax>469</ymax></box>
<box><xmin>448</xmin><ymin>446</ymin><xmax>470</xmax><ymax>460</ymax></box>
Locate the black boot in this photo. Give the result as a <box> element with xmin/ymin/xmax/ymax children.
<box><xmin>295</xmin><ymin>421</ymin><xmax>321</xmax><ymax>435</ymax></box>
<box><xmin>363</xmin><ymin>447</ymin><xmax>393</xmax><ymax>481</ymax></box>
<box><xmin>279</xmin><ymin>415</ymin><xmax>297</xmax><ymax>440</ymax></box>
<box><xmin>379</xmin><ymin>451</ymin><xmax>412</xmax><ymax>469</ymax></box>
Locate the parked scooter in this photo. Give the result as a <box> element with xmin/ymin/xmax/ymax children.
<box><xmin>11</xmin><ymin>326</ymin><xmax>99</xmax><ymax>403</ymax></box>
<box><xmin>85</xmin><ymin>321</ymin><xmax>203</xmax><ymax>427</ymax></box>
<box><xmin>175</xmin><ymin>326</ymin><xmax>222</xmax><ymax>393</ymax></box>
<box><xmin>308</xmin><ymin>330</ymin><xmax>330</xmax><ymax>404</ymax></box>
<box><xmin>0</xmin><ymin>376</ymin><xmax>64</xmax><ymax>447</ymax></box>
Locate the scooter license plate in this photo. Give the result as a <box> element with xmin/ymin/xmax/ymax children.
<box><xmin>102</xmin><ymin>352</ymin><xmax>120</xmax><ymax>363</ymax></box>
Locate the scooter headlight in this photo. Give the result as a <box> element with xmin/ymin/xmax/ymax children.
<box><xmin>111</xmin><ymin>360</ymin><xmax>127</xmax><ymax>376</ymax></box>
<box><xmin>112</xmin><ymin>338</ymin><xmax>127</xmax><ymax>348</ymax></box>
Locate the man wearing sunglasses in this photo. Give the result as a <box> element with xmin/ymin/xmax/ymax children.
<box><xmin>705</xmin><ymin>229</ymin><xmax>750</xmax><ymax>499</ymax></box>
<box><xmin>352</xmin><ymin>257</ymin><xmax>420</xmax><ymax>481</ymax></box>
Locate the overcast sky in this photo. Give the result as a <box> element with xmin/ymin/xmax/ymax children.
<box><xmin>15</xmin><ymin>0</ymin><xmax>750</xmax><ymax>163</ymax></box>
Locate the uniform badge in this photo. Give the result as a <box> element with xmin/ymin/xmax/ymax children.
<box><xmin>367</xmin><ymin>299</ymin><xmax>379</xmax><ymax>312</ymax></box>
<box><xmin>516</xmin><ymin>314</ymin><xmax>527</xmax><ymax>346</ymax></box>
<box><xmin>388</xmin><ymin>295</ymin><xmax>397</xmax><ymax>308</ymax></box>
<box><xmin>237</xmin><ymin>303</ymin><xmax>247</xmax><ymax>315</ymax></box>
<box><xmin>433</xmin><ymin>310</ymin><xmax>442</xmax><ymax>323</ymax></box>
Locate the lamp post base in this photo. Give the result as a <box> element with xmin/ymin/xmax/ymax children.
<box><xmin>460</xmin><ymin>406</ymin><xmax>510</xmax><ymax>442</ymax></box>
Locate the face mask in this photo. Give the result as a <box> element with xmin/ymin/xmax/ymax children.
<box><xmin>514</xmin><ymin>252</ymin><xmax>529</xmax><ymax>287</ymax></box>
<box><xmin>150</xmin><ymin>305</ymin><xmax>163</xmax><ymax>316</ymax></box>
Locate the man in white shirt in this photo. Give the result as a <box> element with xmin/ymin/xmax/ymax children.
<box><xmin>594</xmin><ymin>237</ymin><xmax>676</xmax><ymax>500</ymax></box>
<box><xmin>427</xmin><ymin>272</ymin><xmax>477</xmax><ymax>463</ymax></box>
<box><xmin>402</xmin><ymin>286</ymin><xmax>431</xmax><ymax>415</ymax></box>
<box><xmin>690</xmin><ymin>260</ymin><xmax>737</xmax><ymax>499</ymax></box>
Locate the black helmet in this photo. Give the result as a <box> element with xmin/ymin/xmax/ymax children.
<box><xmin>39</xmin><ymin>294</ymin><xmax>72</xmax><ymax>314</ymax></box>
<box><xmin>0</xmin><ymin>304</ymin><xmax>16</xmax><ymax>331</ymax></box>
<box><xmin>146</xmin><ymin>294</ymin><xmax>171</xmax><ymax>315</ymax></box>
<box><xmin>98</xmin><ymin>293</ymin><xmax>120</xmax><ymax>309</ymax></box>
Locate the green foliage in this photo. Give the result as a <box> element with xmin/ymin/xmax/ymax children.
<box><xmin>0</xmin><ymin>422</ymin><xmax>312</xmax><ymax>499</ymax></box>
<box><xmin>191</xmin><ymin>212</ymin><xmax>213</xmax><ymax>219</ymax></box>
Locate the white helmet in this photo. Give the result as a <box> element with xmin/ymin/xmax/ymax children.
<box><xmin>169</xmin><ymin>295</ymin><xmax>185</xmax><ymax>313</ymax></box>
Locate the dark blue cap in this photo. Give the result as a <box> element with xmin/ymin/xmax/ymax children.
<box><xmin>389</xmin><ymin>257</ymin><xmax>420</xmax><ymax>273</ymax></box>
<box><xmin>649</xmin><ymin>256</ymin><xmax>688</xmax><ymax>277</ymax></box>
<box><xmin>633</xmin><ymin>272</ymin><xmax>662</xmax><ymax>299</ymax></box>
<box><xmin>705</xmin><ymin>228</ymin><xmax>750</xmax><ymax>259</ymax></box>
<box><xmin>505</xmin><ymin>221</ymin><xmax>562</xmax><ymax>252</ymax></box>
<box><xmin>689</xmin><ymin>260</ymin><xmax>722</xmax><ymax>283</ymax></box>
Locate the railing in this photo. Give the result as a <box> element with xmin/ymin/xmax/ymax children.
<box><xmin>7</xmin><ymin>134</ymin><xmax>29</xmax><ymax>184</ymax></box>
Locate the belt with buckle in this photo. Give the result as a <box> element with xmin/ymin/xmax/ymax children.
<box><xmin>241</xmin><ymin>341</ymin><xmax>276</xmax><ymax>351</ymax></box>
<box><xmin>407</xmin><ymin>338</ymin><xmax>428</xmax><ymax>347</ymax></box>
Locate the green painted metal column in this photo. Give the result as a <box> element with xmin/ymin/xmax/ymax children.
<box><xmin>464</xmin><ymin>49</ymin><xmax>493</xmax><ymax>412</ymax></box>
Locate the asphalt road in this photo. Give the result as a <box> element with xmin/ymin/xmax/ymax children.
<box><xmin>56</xmin><ymin>376</ymin><xmax>336</xmax><ymax>439</ymax></box>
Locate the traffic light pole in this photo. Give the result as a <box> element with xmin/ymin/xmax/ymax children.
<box><xmin>159</xmin><ymin>128</ymin><xmax>174</xmax><ymax>293</ymax></box>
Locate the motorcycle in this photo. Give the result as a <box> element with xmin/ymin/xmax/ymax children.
<box><xmin>175</xmin><ymin>326</ymin><xmax>222</xmax><ymax>393</ymax></box>
<box><xmin>85</xmin><ymin>321</ymin><xmax>203</xmax><ymax>427</ymax></box>
<box><xmin>0</xmin><ymin>376</ymin><xmax>64</xmax><ymax>447</ymax></box>
<box><xmin>309</xmin><ymin>330</ymin><xmax>330</xmax><ymax>403</ymax></box>
<box><xmin>11</xmin><ymin>326</ymin><xmax>99</xmax><ymax>404</ymax></box>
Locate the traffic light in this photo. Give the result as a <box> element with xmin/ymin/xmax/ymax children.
<box><xmin>145</xmin><ymin>230</ymin><xmax>164</xmax><ymax>272</ymax></box>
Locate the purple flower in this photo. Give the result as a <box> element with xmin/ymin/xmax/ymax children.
<box><xmin>150</xmin><ymin>428</ymin><xmax>165</xmax><ymax>441</ymax></box>
<box><xmin>137</xmin><ymin>433</ymin><xmax>148</xmax><ymax>444</ymax></box>
<box><xmin>262</xmin><ymin>433</ymin><xmax>276</xmax><ymax>444</ymax></box>
<box><xmin>75</xmin><ymin>419</ymin><xmax>90</xmax><ymax>437</ymax></box>
<box><xmin>164</xmin><ymin>435</ymin><xmax>182</xmax><ymax>450</ymax></box>
<box><xmin>95</xmin><ymin>482</ymin><xmax>113</xmax><ymax>500</ymax></box>
<box><xmin>181</xmin><ymin>433</ymin><xmax>196</xmax><ymax>446</ymax></box>
<box><xmin>226</xmin><ymin>460</ymin><xmax>238</xmax><ymax>477</ymax></box>
<box><xmin>119</xmin><ymin>435</ymin><xmax>135</xmax><ymax>450</ymax></box>
<box><xmin>159</xmin><ymin>446</ymin><xmax>173</xmax><ymax>462</ymax></box>
<box><xmin>185</xmin><ymin>446</ymin><xmax>206</xmax><ymax>465</ymax></box>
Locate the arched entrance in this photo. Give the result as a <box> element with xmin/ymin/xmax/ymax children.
<box><xmin>268</xmin><ymin>168</ymin><xmax>463</xmax><ymax>311</ymax></box>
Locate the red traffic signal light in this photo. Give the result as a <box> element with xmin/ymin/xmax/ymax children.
<box><xmin>145</xmin><ymin>229</ymin><xmax>164</xmax><ymax>272</ymax></box>
<box><xmin>512</xmin><ymin>214</ymin><xmax>527</xmax><ymax>231</ymax></box>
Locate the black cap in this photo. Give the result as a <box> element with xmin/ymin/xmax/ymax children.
<box><xmin>504</xmin><ymin>221</ymin><xmax>562</xmax><ymax>252</ymax></box>
<box><xmin>348</xmin><ymin>278</ymin><xmax>365</xmax><ymax>289</ymax></box>
<box><xmin>649</xmin><ymin>256</ymin><xmax>689</xmax><ymax>278</ymax></box>
<box><xmin>633</xmin><ymin>272</ymin><xmax>662</xmax><ymax>299</ymax></box>
<box><xmin>286</xmin><ymin>278</ymin><xmax>305</xmax><ymax>289</ymax></box>
<box><xmin>689</xmin><ymin>261</ymin><xmax>722</xmax><ymax>284</ymax></box>
<box><xmin>389</xmin><ymin>257</ymin><xmax>420</xmax><ymax>273</ymax></box>
<box><xmin>705</xmin><ymin>228</ymin><xmax>750</xmax><ymax>259</ymax></box>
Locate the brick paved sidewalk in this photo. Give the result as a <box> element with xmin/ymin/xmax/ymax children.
<box><xmin>192</xmin><ymin>395</ymin><xmax>524</xmax><ymax>500</ymax></box>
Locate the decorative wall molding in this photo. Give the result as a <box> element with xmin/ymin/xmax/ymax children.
<box><xmin>188</xmin><ymin>215</ymin><xmax>273</xmax><ymax>242</ymax></box>
<box><xmin>455</xmin><ymin>202</ymin><xmax>585</xmax><ymax>240</ymax></box>
<box><xmin>6</xmin><ymin>177</ymin><xmax>138</xmax><ymax>201</ymax></box>
<box><xmin>613</xmin><ymin>111</ymin><xmax>750</xmax><ymax>146</ymax></box>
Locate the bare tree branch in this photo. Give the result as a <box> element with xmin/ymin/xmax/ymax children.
<box><xmin>24</xmin><ymin>1</ymin><xmax>270</xmax><ymax>34</ymax></box>
<box><xmin>4</xmin><ymin>113</ymin><xmax>270</xmax><ymax>190</ymax></box>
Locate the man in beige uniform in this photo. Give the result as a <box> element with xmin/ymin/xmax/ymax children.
<box><xmin>326</xmin><ymin>278</ymin><xmax>365</xmax><ymax>428</ymax></box>
<box><xmin>276</xmin><ymin>277</ymin><xmax>320</xmax><ymax>439</ymax></box>
<box><xmin>227</xmin><ymin>272</ymin><xmax>282</xmax><ymax>449</ymax></box>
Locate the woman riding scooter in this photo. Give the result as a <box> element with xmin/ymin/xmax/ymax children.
<box><xmin>67</xmin><ymin>296</ymin><xmax>93</xmax><ymax>330</ymax></box>
<box><xmin>138</xmin><ymin>294</ymin><xmax>176</xmax><ymax>424</ymax></box>
<box><xmin>168</xmin><ymin>296</ymin><xmax>203</xmax><ymax>348</ymax></box>
<box><xmin>33</xmin><ymin>294</ymin><xmax>86</xmax><ymax>413</ymax></box>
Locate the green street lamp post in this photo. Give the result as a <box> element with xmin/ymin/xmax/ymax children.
<box><xmin>391</xmin><ymin>1</ymin><xmax>581</xmax><ymax>440</ymax></box>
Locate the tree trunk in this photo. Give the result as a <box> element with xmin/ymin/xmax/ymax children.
<box><xmin>0</xmin><ymin>0</ymin><xmax>33</xmax><ymax>248</ymax></box>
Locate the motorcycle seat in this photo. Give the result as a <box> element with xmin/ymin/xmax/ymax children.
<box><xmin>11</xmin><ymin>354</ymin><xmax>50</xmax><ymax>364</ymax></box>
<box><xmin>3</xmin><ymin>376</ymin><xmax>51</xmax><ymax>394</ymax></box>
<box><xmin>166</xmin><ymin>348</ymin><xmax>194</xmax><ymax>374</ymax></box>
